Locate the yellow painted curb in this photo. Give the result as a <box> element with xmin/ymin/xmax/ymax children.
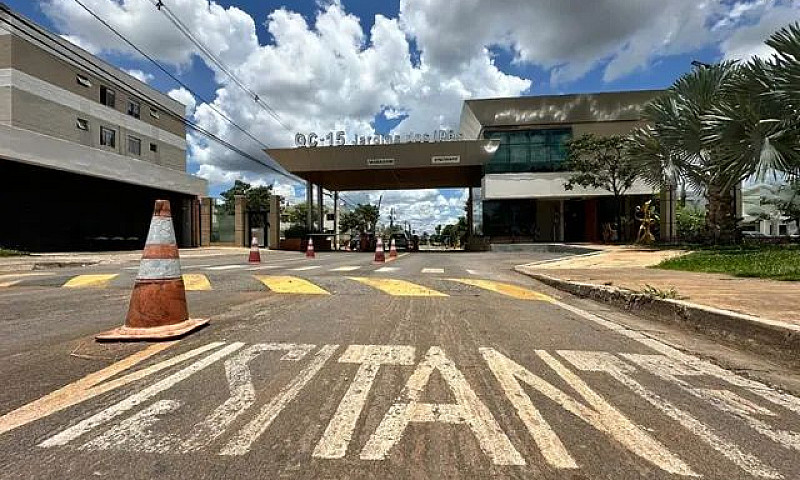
<box><xmin>449</xmin><ymin>278</ymin><xmax>554</xmax><ymax>302</ymax></box>
<box><xmin>62</xmin><ymin>274</ymin><xmax>119</xmax><ymax>288</ymax></box>
<box><xmin>255</xmin><ymin>275</ymin><xmax>330</xmax><ymax>295</ymax></box>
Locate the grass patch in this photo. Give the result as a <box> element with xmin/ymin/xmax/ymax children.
<box><xmin>655</xmin><ymin>245</ymin><xmax>800</xmax><ymax>281</ymax></box>
<box><xmin>0</xmin><ymin>249</ymin><xmax>26</xmax><ymax>257</ymax></box>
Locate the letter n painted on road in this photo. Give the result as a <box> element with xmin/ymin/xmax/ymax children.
<box><xmin>480</xmin><ymin>348</ymin><xmax>697</xmax><ymax>476</ymax></box>
<box><xmin>360</xmin><ymin>346</ymin><xmax>525</xmax><ymax>466</ymax></box>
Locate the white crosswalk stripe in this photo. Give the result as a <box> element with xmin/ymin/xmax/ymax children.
<box><xmin>246</xmin><ymin>265</ymin><xmax>281</xmax><ymax>271</ymax></box>
<box><xmin>421</xmin><ymin>268</ymin><xmax>444</xmax><ymax>274</ymax></box>
<box><xmin>206</xmin><ymin>265</ymin><xmax>248</xmax><ymax>271</ymax></box>
<box><xmin>466</xmin><ymin>269</ymin><xmax>479</xmax><ymax>275</ymax></box>
<box><xmin>329</xmin><ymin>266</ymin><xmax>360</xmax><ymax>272</ymax></box>
<box><xmin>291</xmin><ymin>266</ymin><xmax>321</xmax><ymax>271</ymax></box>
<box><xmin>375</xmin><ymin>266</ymin><xmax>398</xmax><ymax>273</ymax></box>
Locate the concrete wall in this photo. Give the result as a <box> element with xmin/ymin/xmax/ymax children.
<box><xmin>483</xmin><ymin>172</ymin><xmax>654</xmax><ymax>200</ymax></box>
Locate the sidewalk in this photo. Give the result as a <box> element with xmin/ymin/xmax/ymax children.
<box><xmin>0</xmin><ymin>247</ymin><xmax>251</xmax><ymax>273</ymax></box>
<box><xmin>518</xmin><ymin>246</ymin><xmax>800</xmax><ymax>326</ymax></box>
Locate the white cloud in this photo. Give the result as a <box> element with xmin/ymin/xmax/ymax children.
<box><xmin>720</xmin><ymin>5</ymin><xmax>800</xmax><ymax>61</ymax></box>
<box><xmin>60</xmin><ymin>33</ymin><xmax>99</xmax><ymax>54</ymax></box>
<box><xmin>124</xmin><ymin>68</ymin><xmax>154</xmax><ymax>83</ymax></box>
<box><xmin>167</xmin><ymin>87</ymin><xmax>196</xmax><ymax>116</ymax></box>
<box><xmin>42</xmin><ymin>0</ymin><xmax>800</xmax><ymax>231</ymax></box>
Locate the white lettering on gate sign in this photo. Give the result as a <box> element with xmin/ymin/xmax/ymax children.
<box><xmin>366</xmin><ymin>158</ymin><xmax>395</xmax><ymax>167</ymax></box>
<box><xmin>431</xmin><ymin>155</ymin><xmax>460</xmax><ymax>165</ymax></box>
<box><xmin>360</xmin><ymin>346</ymin><xmax>525</xmax><ymax>465</ymax></box>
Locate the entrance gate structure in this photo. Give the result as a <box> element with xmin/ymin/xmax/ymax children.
<box><xmin>267</xmin><ymin>139</ymin><xmax>500</xmax><ymax>245</ymax></box>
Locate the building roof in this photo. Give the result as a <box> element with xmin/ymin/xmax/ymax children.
<box><xmin>459</xmin><ymin>89</ymin><xmax>664</xmax><ymax>139</ymax></box>
<box><xmin>267</xmin><ymin>139</ymin><xmax>499</xmax><ymax>191</ymax></box>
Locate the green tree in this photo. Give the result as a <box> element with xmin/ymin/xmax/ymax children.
<box><xmin>565</xmin><ymin>134</ymin><xmax>639</xmax><ymax>241</ymax></box>
<box><xmin>628</xmin><ymin>62</ymin><xmax>742</xmax><ymax>244</ymax></box>
<box><xmin>219</xmin><ymin>180</ymin><xmax>272</xmax><ymax>214</ymax></box>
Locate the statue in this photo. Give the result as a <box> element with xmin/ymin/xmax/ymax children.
<box><xmin>635</xmin><ymin>200</ymin><xmax>659</xmax><ymax>245</ymax></box>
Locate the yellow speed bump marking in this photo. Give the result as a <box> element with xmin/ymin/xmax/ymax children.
<box><xmin>449</xmin><ymin>278</ymin><xmax>554</xmax><ymax>302</ymax></box>
<box><xmin>62</xmin><ymin>274</ymin><xmax>118</xmax><ymax>288</ymax></box>
<box><xmin>182</xmin><ymin>274</ymin><xmax>212</xmax><ymax>291</ymax></box>
<box><xmin>348</xmin><ymin>277</ymin><xmax>448</xmax><ymax>297</ymax></box>
<box><xmin>255</xmin><ymin>275</ymin><xmax>330</xmax><ymax>295</ymax></box>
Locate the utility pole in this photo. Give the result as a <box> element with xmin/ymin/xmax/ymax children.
<box><xmin>389</xmin><ymin>207</ymin><xmax>395</xmax><ymax>232</ymax></box>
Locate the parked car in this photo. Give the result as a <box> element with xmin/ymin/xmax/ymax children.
<box><xmin>390</xmin><ymin>233</ymin><xmax>409</xmax><ymax>251</ymax></box>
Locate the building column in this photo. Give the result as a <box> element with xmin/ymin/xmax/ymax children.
<box><xmin>317</xmin><ymin>185</ymin><xmax>324</xmax><ymax>233</ymax></box>
<box><xmin>306</xmin><ymin>181</ymin><xmax>313</xmax><ymax>232</ymax></box>
<box><xmin>191</xmin><ymin>197</ymin><xmax>201</xmax><ymax>247</ymax></box>
<box><xmin>660</xmin><ymin>183</ymin><xmax>677</xmax><ymax>243</ymax></box>
<box><xmin>333</xmin><ymin>191</ymin><xmax>340</xmax><ymax>250</ymax></box>
<box><xmin>558</xmin><ymin>200</ymin><xmax>565</xmax><ymax>242</ymax></box>
<box><xmin>269</xmin><ymin>194</ymin><xmax>281</xmax><ymax>249</ymax></box>
<box><xmin>180</xmin><ymin>198</ymin><xmax>192</xmax><ymax>247</ymax></box>
<box><xmin>234</xmin><ymin>194</ymin><xmax>248</xmax><ymax>247</ymax></box>
<box><xmin>200</xmin><ymin>197</ymin><xmax>212</xmax><ymax>247</ymax></box>
<box><xmin>466</xmin><ymin>188</ymin><xmax>474</xmax><ymax>238</ymax></box>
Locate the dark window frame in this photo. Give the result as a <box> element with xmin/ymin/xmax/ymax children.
<box><xmin>99</xmin><ymin>86</ymin><xmax>116</xmax><ymax>109</ymax></box>
<box><xmin>127</xmin><ymin>99</ymin><xmax>141</xmax><ymax>119</ymax></box>
<box><xmin>100</xmin><ymin>126</ymin><xmax>116</xmax><ymax>148</ymax></box>
<box><xmin>76</xmin><ymin>118</ymin><xmax>89</xmax><ymax>131</ymax></box>
<box><xmin>149</xmin><ymin>142</ymin><xmax>158</xmax><ymax>153</ymax></box>
<box><xmin>128</xmin><ymin>135</ymin><xmax>141</xmax><ymax>155</ymax></box>
<box><xmin>76</xmin><ymin>74</ymin><xmax>91</xmax><ymax>88</ymax></box>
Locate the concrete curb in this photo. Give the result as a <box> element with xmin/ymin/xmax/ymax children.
<box><xmin>514</xmin><ymin>266</ymin><xmax>800</xmax><ymax>359</ymax></box>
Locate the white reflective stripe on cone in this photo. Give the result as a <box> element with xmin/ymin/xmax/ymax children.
<box><xmin>145</xmin><ymin>218</ymin><xmax>178</xmax><ymax>245</ymax></box>
<box><xmin>138</xmin><ymin>259</ymin><xmax>182</xmax><ymax>280</ymax></box>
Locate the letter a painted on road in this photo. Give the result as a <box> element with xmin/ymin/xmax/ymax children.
<box><xmin>360</xmin><ymin>346</ymin><xmax>525</xmax><ymax>465</ymax></box>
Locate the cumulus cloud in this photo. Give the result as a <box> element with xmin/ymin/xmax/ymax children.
<box><xmin>124</xmin><ymin>68</ymin><xmax>154</xmax><ymax>83</ymax></box>
<box><xmin>41</xmin><ymin>0</ymin><xmax>800</xmax><ymax>231</ymax></box>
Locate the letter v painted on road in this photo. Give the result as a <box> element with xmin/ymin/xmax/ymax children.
<box><xmin>480</xmin><ymin>347</ymin><xmax>697</xmax><ymax>476</ymax></box>
<box><xmin>0</xmin><ymin>341</ymin><xmax>221</xmax><ymax>436</ymax></box>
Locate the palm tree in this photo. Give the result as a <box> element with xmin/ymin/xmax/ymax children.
<box><xmin>629</xmin><ymin>62</ymin><xmax>742</xmax><ymax>243</ymax></box>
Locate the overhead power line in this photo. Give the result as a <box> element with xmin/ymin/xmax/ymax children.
<box><xmin>65</xmin><ymin>0</ymin><xmax>303</xmax><ymax>185</ymax></box>
<box><xmin>149</xmin><ymin>0</ymin><xmax>293</xmax><ymax>134</ymax></box>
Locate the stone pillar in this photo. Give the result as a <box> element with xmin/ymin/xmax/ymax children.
<box><xmin>234</xmin><ymin>194</ymin><xmax>248</xmax><ymax>247</ymax></box>
<box><xmin>660</xmin><ymin>183</ymin><xmax>677</xmax><ymax>243</ymax></box>
<box><xmin>558</xmin><ymin>200</ymin><xmax>565</xmax><ymax>242</ymax></box>
<box><xmin>306</xmin><ymin>181</ymin><xmax>313</xmax><ymax>231</ymax></box>
<box><xmin>191</xmin><ymin>197</ymin><xmax>201</xmax><ymax>247</ymax></box>
<box><xmin>200</xmin><ymin>197</ymin><xmax>212</xmax><ymax>247</ymax></box>
<box><xmin>269</xmin><ymin>195</ymin><xmax>281</xmax><ymax>249</ymax></box>
<box><xmin>333</xmin><ymin>191</ymin><xmax>340</xmax><ymax>250</ymax></box>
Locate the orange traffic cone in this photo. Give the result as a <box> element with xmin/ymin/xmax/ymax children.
<box><xmin>248</xmin><ymin>236</ymin><xmax>261</xmax><ymax>263</ymax></box>
<box><xmin>96</xmin><ymin>200</ymin><xmax>208</xmax><ymax>341</ymax></box>
<box><xmin>389</xmin><ymin>238</ymin><xmax>398</xmax><ymax>259</ymax></box>
<box><xmin>306</xmin><ymin>237</ymin><xmax>316</xmax><ymax>258</ymax></box>
<box><xmin>374</xmin><ymin>237</ymin><xmax>385</xmax><ymax>263</ymax></box>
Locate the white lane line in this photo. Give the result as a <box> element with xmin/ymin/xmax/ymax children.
<box><xmin>329</xmin><ymin>266</ymin><xmax>360</xmax><ymax>272</ymax></box>
<box><xmin>246</xmin><ymin>265</ymin><xmax>281</xmax><ymax>271</ymax></box>
<box><xmin>466</xmin><ymin>269</ymin><xmax>479</xmax><ymax>275</ymax></box>
<box><xmin>181</xmin><ymin>343</ymin><xmax>315</xmax><ymax>452</ymax></box>
<box><xmin>361</xmin><ymin>346</ymin><xmax>525</xmax><ymax>466</ymax></box>
<box><xmin>123</xmin><ymin>266</ymin><xmax>139</xmax><ymax>271</ymax></box>
<box><xmin>375</xmin><ymin>266</ymin><xmax>398</xmax><ymax>273</ymax></box>
<box><xmin>314</xmin><ymin>346</ymin><xmax>416</xmax><ymax>459</ymax></box>
<box><xmin>81</xmin><ymin>399</ymin><xmax>182</xmax><ymax>452</ymax></box>
<box><xmin>421</xmin><ymin>268</ymin><xmax>444</xmax><ymax>274</ymax></box>
<box><xmin>220</xmin><ymin>344</ymin><xmax>339</xmax><ymax>456</ymax></box>
<box><xmin>560</xmin><ymin>350</ymin><xmax>779</xmax><ymax>479</ymax></box>
<box><xmin>206</xmin><ymin>265</ymin><xmax>248</xmax><ymax>271</ymax></box>
<box><xmin>39</xmin><ymin>343</ymin><xmax>245</xmax><ymax>448</ymax></box>
<box><xmin>290</xmin><ymin>265</ymin><xmax>321</xmax><ymax>271</ymax></box>
<box><xmin>182</xmin><ymin>264</ymin><xmax>213</xmax><ymax>270</ymax></box>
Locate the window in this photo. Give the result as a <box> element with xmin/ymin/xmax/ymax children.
<box><xmin>76</xmin><ymin>74</ymin><xmax>91</xmax><ymax>87</ymax></box>
<box><xmin>150</xmin><ymin>108</ymin><xmax>160</xmax><ymax>119</ymax></box>
<box><xmin>484</xmin><ymin>128</ymin><xmax>572</xmax><ymax>174</ymax></box>
<box><xmin>326</xmin><ymin>213</ymin><xmax>335</xmax><ymax>221</ymax></box>
<box><xmin>76</xmin><ymin>118</ymin><xmax>89</xmax><ymax>130</ymax></box>
<box><xmin>128</xmin><ymin>136</ymin><xmax>141</xmax><ymax>155</ymax></box>
<box><xmin>149</xmin><ymin>142</ymin><xmax>158</xmax><ymax>153</ymax></box>
<box><xmin>100</xmin><ymin>126</ymin><xmax>116</xmax><ymax>148</ymax></box>
<box><xmin>127</xmin><ymin>100</ymin><xmax>141</xmax><ymax>119</ymax></box>
<box><xmin>99</xmin><ymin>86</ymin><xmax>115</xmax><ymax>108</ymax></box>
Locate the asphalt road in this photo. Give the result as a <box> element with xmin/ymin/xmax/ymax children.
<box><xmin>1</xmin><ymin>250</ymin><xmax>799</xmax><ymax>479</ymax></box>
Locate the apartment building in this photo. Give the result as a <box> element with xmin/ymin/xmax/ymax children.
<box><xmin>0</xmin><ymin>4</ymin><xmax>206</xmax><ymax>251</ymax></box>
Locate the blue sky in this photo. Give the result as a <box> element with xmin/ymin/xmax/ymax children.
<box><xmin>7</xmin><ymin>0</ymin><xmax>799</xmax><ymax>232</ymax></box>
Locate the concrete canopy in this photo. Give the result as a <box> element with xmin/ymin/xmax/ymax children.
<box><xmin>267</xmin><ymin>139</ymin><xmax>499</xmax><ymax>191</ymax></box>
